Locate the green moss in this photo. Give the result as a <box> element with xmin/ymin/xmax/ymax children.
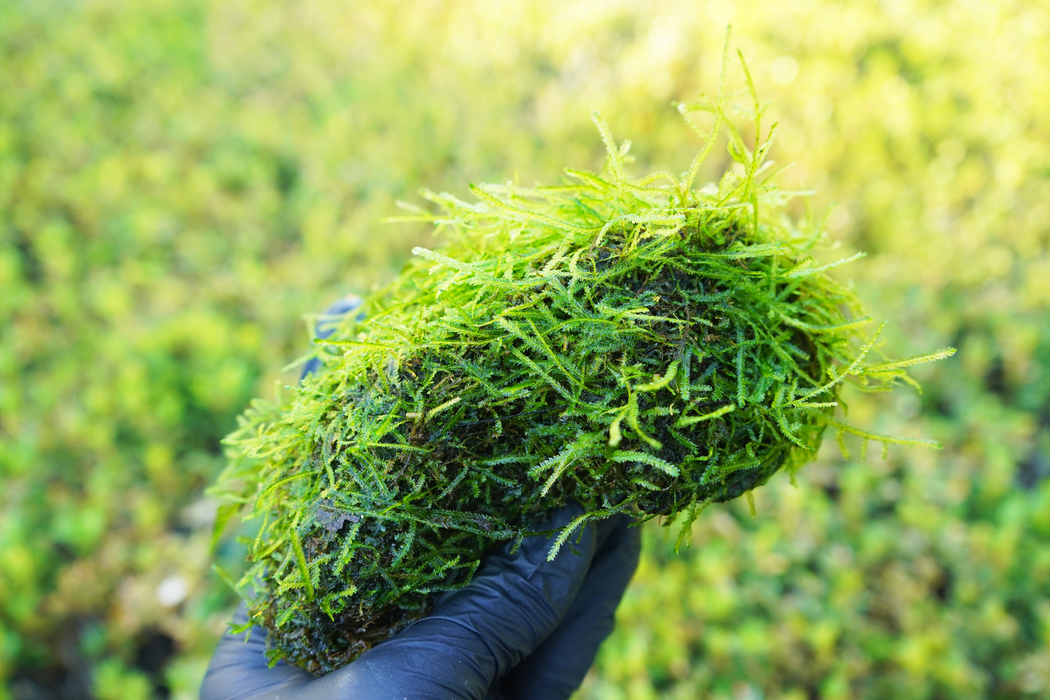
<box><xmin>214</xmin><ymin>52</ymin><xmax>952</xmax><ymax>675</ymax></box>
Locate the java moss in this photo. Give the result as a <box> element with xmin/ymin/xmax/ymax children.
<box><xmin>213</xmin><ymin>53</ymin><xmax>954</xmax><ymax>675</ymax></box>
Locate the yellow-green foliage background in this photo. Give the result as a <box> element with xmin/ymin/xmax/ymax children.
<box><xmin>2</xmin><ymin>0</ymin><xmax>1048</xmax><ymax>698</ymax></box>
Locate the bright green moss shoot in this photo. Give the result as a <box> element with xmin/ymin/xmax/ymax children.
<box><xmin>214</xmin><ymin>52</ymin><xmax>954</xmax><ymax>675</ymax></box>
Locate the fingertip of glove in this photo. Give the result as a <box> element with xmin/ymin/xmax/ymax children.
<box><xmin>520</xmin><ymin>501</ymin><xmax>596</xmax><ymax>565</ymax></box>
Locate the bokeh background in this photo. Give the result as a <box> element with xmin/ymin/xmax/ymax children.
<box><xmin>2</xmin><ymin>0</ymin><xmax>1049</xmax><ymax>698</ymax></box>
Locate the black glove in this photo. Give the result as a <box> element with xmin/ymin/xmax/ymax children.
<box><xmin>201</xmin><ymin>296</ymin><xmax>641</xmax><ymax>699</ymax></box>
<box><xmin>298</xmin><ymin>294</ymin><xmax>366</xmax><ymax>380</ymax></box>
<box><xmin>200</xmin><ymin>507</ymin><xmax>640</xmax><ymax>700</ymax></box>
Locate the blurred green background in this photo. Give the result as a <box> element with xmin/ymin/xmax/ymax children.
<box><xmin>2</xmin><ymin>0</ymin><xmax>1048</xmax><ymax>697</ymax></box>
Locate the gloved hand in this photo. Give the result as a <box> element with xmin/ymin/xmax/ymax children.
<box><xmin>201</xmin><ymin>507</ymin><xmax>641</xmax><ymax>700</ymax></box>
<box><xmin>201</xmin><ymin>295</ymin><xmax>641</xmax><ymax>699</ymax></box>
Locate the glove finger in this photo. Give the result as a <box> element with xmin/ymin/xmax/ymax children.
<box><xmin>425</xmin><ymin>503</ymin><xmax>599</xmax><ymax>674</ymax></box>
<box><xmin>199</xmin><ymin>603</ymin><xmax>313</xmax><ymax>700</ymax></box>
<box><xmin>301</xmin><ymin>295</ymin><xmax>363</xmax><ymax>379</ymax></box>
<box><xmin>311</xmin><ymin>503</ymin><xmax>597</xmax><ymax>700</ymax></box>
<box><xmin>493</xmin><ymin>513</ymin><xmax>641</xmax><ymax>700</ymax></box>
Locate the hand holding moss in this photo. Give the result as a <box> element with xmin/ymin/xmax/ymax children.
<box><xmin>201</xmin><ymin>505</ymin><xmax>640</xmax><ymax>700</ymax></box>
<box><xmin>212</xmin><ymin>45</ymin><xmax>953</xmax><ymax>675</ymax></box>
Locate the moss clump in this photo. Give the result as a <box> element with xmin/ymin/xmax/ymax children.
<box><xmin>213</xmin><ymin>58</ymin><xmax>953</xmax><ymax>675</ymax></box>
